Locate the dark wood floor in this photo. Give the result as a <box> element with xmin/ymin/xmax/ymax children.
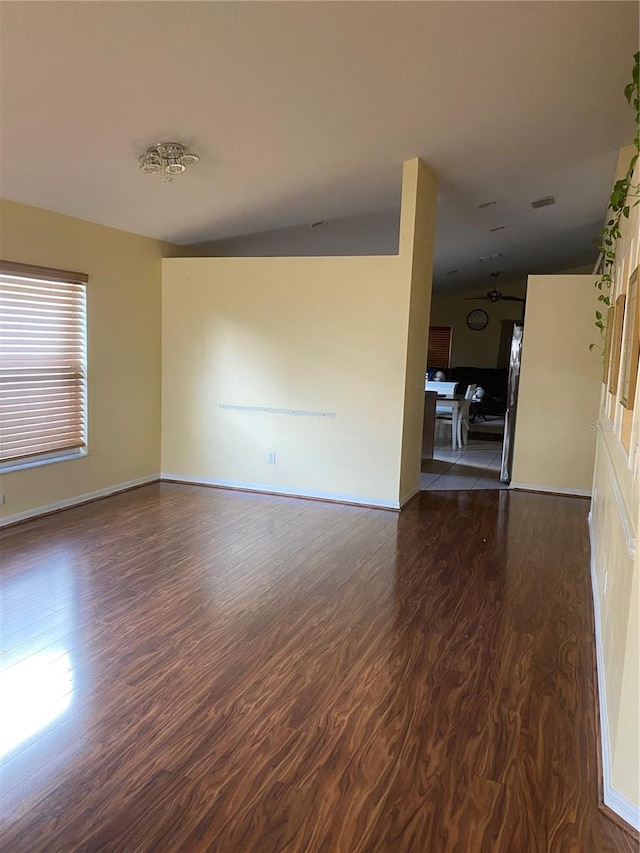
<box><xmin>0</xmin><ymin>483</ymin><xmax>635</xmax><ymax>852</ymax></box>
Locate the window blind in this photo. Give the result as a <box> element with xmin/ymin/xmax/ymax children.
<box><xmin>427</xmin><ymin>326</ymin><xmax>452</xmax><ymax>369</ymax></box>
<box><xmin>0</xmin><ymin>264</ymin><xmax>87</xmax><ymax>465</ymax></box>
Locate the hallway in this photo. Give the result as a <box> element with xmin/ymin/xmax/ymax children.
<box><xmin>421</xmin><ymin>437</ymin><xmax>507</xmax><ymax>491</ymax></box>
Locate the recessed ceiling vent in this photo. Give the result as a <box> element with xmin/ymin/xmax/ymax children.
<box><xmin>531</xmin><ymin>195</ymin><xmax>555</xmax><ymax>209</ymax></box>
<box><xmin>479</xmin><ymin>252</ymin><xmax>502</xmax><ymax>263</ymax></box>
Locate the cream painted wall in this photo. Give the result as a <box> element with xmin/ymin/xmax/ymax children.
<box><xmin>592</xmin><ymin>439</ymin><xmax>636</xmax><ymax>754</ymax></box>
<box><xmin>162</xmin><ymin>159</ymin><xmax>437</xmax><ymax>508</ymax></box>
<box><xmin>511</xmin><ymin>274</ymin><xmax>601</xmax><ymax>494</ymax></box>
<box><xmin>398</xmin><ymin>160</ymin><xmax>437</xmax><ymax>503</ymax></box>
<box><xmin>590</xmin><ymin>149</ymin><xmax>639</xmax><ymax>820</ymax></box>
<box><xmin>162</xmin><ymin>256</ymin><xmax>405</xmax><ymax>505</ymax></box>
<box><xmin>0</xmin><ymin>199</ymin><xmax>166</xmax><ymax>522</ymax></box>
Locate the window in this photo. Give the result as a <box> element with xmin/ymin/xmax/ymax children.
<box><xmin>427</xmin><ymin>325</ymin><xmax>452</xmax><ymax>369</ymax></box>
<box><xmin>0</xmin><ymin>261</ymin><xmax>88</xmax><ymax>470</ymax></box>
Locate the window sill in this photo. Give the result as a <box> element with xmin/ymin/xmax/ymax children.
<box><xmin>0</xmin><ymin>448</ymin><xmax>87</xmax><ymax>474</ymax></box>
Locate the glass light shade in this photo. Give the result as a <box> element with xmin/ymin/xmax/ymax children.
<box><xmin>140</xmin><ymin>159</ymin><xmax>161</xmax><ymax>174</ymax></box>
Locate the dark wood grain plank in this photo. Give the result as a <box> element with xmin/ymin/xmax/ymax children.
<box><xmin>0</xmin><ymin>484</ymin><xmax>635</xmax><ymax>852</ymax></box>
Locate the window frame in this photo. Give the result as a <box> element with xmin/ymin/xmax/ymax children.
<box><xmin>0</xmin><ymin>260</ymin><xmax>88</xmax><ymax>473</ymax></box>
<box><xmin>427</xmin><ymin>325</ymin><xmax>452</xmax><ymax>370</ymax></box>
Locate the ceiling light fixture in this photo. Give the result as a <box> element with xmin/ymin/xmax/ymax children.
<box><xmin>138</xmin><ymin>142</ymin><xmax>199</xmax><ymax>183</ymax></box>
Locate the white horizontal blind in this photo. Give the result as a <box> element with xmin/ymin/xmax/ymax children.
<box><xmin>0</xmin><ymin>267</ymin><xmax>87</xmax><ymax>465</ymax></box>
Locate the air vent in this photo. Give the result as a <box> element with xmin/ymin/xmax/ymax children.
<box><xmin>531</xmin><ymin>196</ymin><xmax>555</xmax><ymax>209</ymax></box>
<box><xmin>479</xmin><ymin>252</ymin><xmax>502</xmax><ymax>263</ymax></box>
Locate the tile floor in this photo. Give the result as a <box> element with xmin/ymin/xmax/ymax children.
<box><xmin>420</xmin><ymin>434</ymin><xmax>508</xmax><ymax>491</ymax></box>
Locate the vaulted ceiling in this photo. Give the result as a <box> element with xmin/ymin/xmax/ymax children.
<box><xmin>0</xmin><ymin>1</ymin><xmax>637</xmax><ymax>291</ymax></box>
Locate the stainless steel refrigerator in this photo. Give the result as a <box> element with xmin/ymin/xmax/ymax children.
<box><xmin>500</xmin><ymin>324</ymin><xmax>523</xmax><ymax>483</ymax></box>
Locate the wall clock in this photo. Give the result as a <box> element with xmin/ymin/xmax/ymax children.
<box><xmin>467</xmin><ymin>308</ymin><xmax>489</xmax><ymax>331</ymax></box>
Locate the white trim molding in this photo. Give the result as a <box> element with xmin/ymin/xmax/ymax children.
<box><xmin>588</xmin><ymin>512</ymin><xmax>640</xmax><ymax>833</ymax></box>
<box><xmin>160</xmin><ymin>473</ymin><xmax>401</xmax><ymax>511</ymax></box>
<box><xmin>600</xmin><ymin>434</ymin><xmax>637</xmax><ymax>556</ymax></box>
<box><xmin>510</xmin><ymin>482</ymin><xmax>592</xmax><ymax>498</ymax></box>
<box><xmin>0</xmin><ymin>475</ymin><xmax>160</xmax><ymax>528</ymax></box>
<box><xmin>0</xmin><ymin>473</ymin><xmax>404</xmax><ymax>527</ymax></box>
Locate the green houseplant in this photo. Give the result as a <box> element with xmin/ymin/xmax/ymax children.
<box><xmin>591</xmin><ymin>52</ymin><xmax>640</xmax><ymax>349</ymax></box>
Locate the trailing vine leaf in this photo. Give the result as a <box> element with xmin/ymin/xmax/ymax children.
<box><xmin>592</xmin><ymin>52</ymin><xmax>640</xmax><ymax>350</ymax></box>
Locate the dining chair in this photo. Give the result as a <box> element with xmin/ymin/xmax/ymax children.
<box><xmin>434</xmin><ymin>383</ymin><xmax>471</xmax><ymax>449</ymax></box>
<box><xmin>457</xmin><ymin>384</ymin><xmax>477</xmax><ymax>447</ymax></box>
<box><xmin>435</xmin><ymin>383</ymin><xmax>477</xmax><ymax>449</ymax></box>
<box><xmin>434</xmin><ymin>409</ymin><xmax>453</xmax><ymax>446</ymax></box>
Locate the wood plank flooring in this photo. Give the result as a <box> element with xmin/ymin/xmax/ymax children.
<box><xmin>0</xmin><ymin>483</ymin><xmax>635</xmax><ymax>852</ymax></box>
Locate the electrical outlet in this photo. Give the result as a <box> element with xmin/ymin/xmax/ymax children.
<box><xmin>267</xmin><ymin>451</ymin><xmax>276</xmax><ymax>465</ymax></box>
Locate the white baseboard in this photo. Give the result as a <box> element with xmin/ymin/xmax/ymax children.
<box><xmin>587</xmin><ymin>512</ymin><xmax>640</xmax><ymax>832</ymax></box>
<box><xmin>0</xmin><ymin>475</ymin><xmax>160</xmax><ymax>528</ymax></box>
<box><xmin>0</xmin><ymin>472</ymin><xmax>405</xmax><ymax>527</ymax></box>
<box><xmin>160</xmin><ymin>473</ymin><xmax>400</xmax><ymax>511</ymax></box>
<box><xmin>605</xmin><ymin>787</ymin><xmax>640</xmax><ymax>831</ymax></box>
<box><xmin>510</xmin><ymin>481</ymin><xmax>592</xmax><ymax>498</ymax></box>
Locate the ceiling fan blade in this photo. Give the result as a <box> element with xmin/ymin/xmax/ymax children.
<box><xmin>463</xmin><ymin>296</ymin><xmax>489</xmax><ymax>301</ymax></box>
<box><xmin>501</xmin><ymin>295</ymin><xmax>526</xmax><ymax>302</ymax></box>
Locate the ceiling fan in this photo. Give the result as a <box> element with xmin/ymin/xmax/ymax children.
<box><xmin>463</xmin><ymin>272</ymin><xmax>526</xmax><ymax>303</ymax></box>
<box><xmin>463</xmin><ymin>288</ymin><xmax>526</xmax><ymax>303</ymax></box>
